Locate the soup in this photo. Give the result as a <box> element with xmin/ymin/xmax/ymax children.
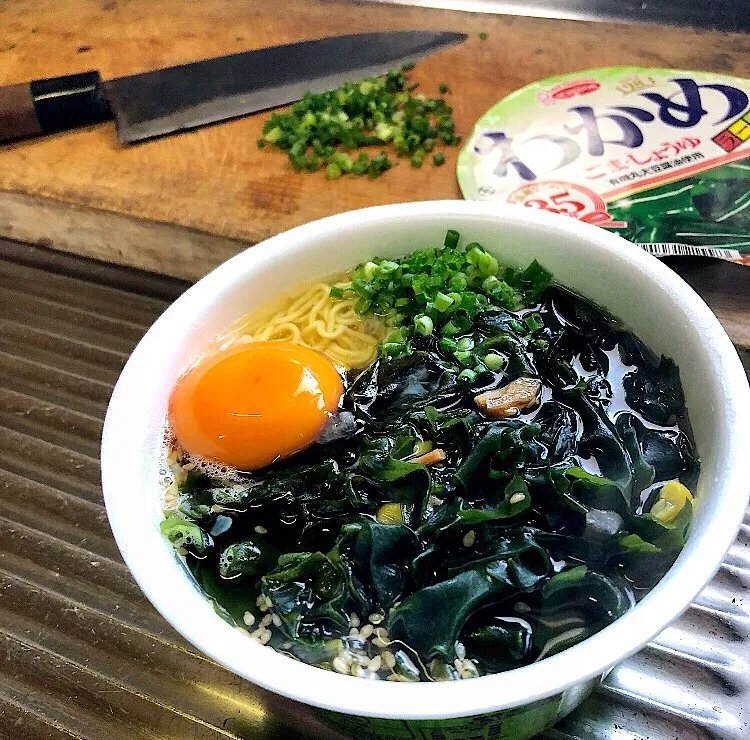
<box><xmin>159</xmin><ymin>231</ymin><xmax>698</xmax><ymax>683</ymax></box>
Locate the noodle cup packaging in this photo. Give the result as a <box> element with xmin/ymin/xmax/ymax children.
<box><xmin>101</xmin><ymin>202</ymin><xmax>750</xmax><ymax>740</ymax></box>
<box><xmin>457</xmin><ymin>67</ymin><xmax>750</xmax><ymax>266</ymax></box>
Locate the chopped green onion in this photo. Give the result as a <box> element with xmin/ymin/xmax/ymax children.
<box><xmin>449</xmin><ymin>274</ymin><xmax>468</xmax><ymax>292</ymax></box>
<box><xmin>355</xmin><ymin>298</ymin><xmax>371</xmax><ymax>314</ymax></box>
<box><xmin>368</xmin><ymin>152</ymin><xmax>393</xmax><ymax>178</ymax></box>
<box><xmin>524</xmin><ymin>313</ymin><xmax>545</xmax><ymax>332</ymax></box>
<box><xmin>441</xmin><ymin>320</ymin><xmax>461</xmax><ymax>337</ymax></box>
<box><xmin>264</xmin><ymin>126</ymin><xmax>282</xmax><ymax>143</ymax></box>
<box><xmin>456</xmin><ymin>337</ymin><xmax>475</xmax><ymax>352</ymax></box>
<box><xmin>258</xmin><ymin>67</ymin><xmax>458</xmax><ymax>179</ymax></box>
<box><xmin>352</xmin><ymin>154</ymin><xmax>370</xmax><ymax>175</ymax></box>
<box><xmin>434</xmin><ymin>292</ymin><xmax>454</xmax><ymax>312</ymax></box>
<box><xmin>457</xmin><ymin>368</ymin><xmax>477</xmax><ymax>383</ymax></box>
<box><xmin>439</xmin><ymin>337</ymin><xmax>458</xmax><ymax>353</ymax></box>
<box><xmin>483</xmin><ymin>353</ymin><xmax>505</xmax><ymax>371</ymax></box>
<box><xmin>433</xmin><ymin>152</ymin><xmax>446</xmax><ymax>166</ymax></box>
<box><xmin>382</xmin><ymin>342</ymin><xmax>406</xmax><ymax>357</ymax></box>
<box><xmin>447</xmin><ymin>292</ymin><xmax>463</xmax><ymax>309</ymax></box>
<box><xmin>414</xmin><ymin>314</ymin><xmax>434</xmax><ymax>336</ymax></box>
<box><xmin>444</xmin><ymin>230</ymin><xmax>460</xmax><ymax>249</ymax></box>
<box><xmin>379</xmin><ymin>260</ymin><xmax>400</xmax><ymax>274</ymax></box>
<box><xmin>477</xmin><ymin>252</ymin><xmax>499</xmax><ymax>277</ymax></box>
<box><xmin>482</xmin><ymin>275</ymin><xmax>500</xmax><ymax>292</ymax></box>
<box><xmin>438</xmin><ymin>82</ymin><xmax>450</xmax><ymax>94</ymax></box>
<box><xmin>479</xmin><ymin>31</ymin><xmax>488</xmax><ymax>40</ymax></box>
<box><xmin>334</xmin><ymin>230</ymin><xmax>548</xmax><ymax>361</ymax></box>
<box><xmin>385</xmin><ymin>327</ymin><xmax>407</xmax><ymax>343</ymax></box>
<box><xmin>329</xmin><ymin>286</ymin><xmax>344</xmax><ymax>300</ymax></box>
<box><xmin>326</xmin><ymin>163</ymin><xmax>342</xmax><ymax>180</ymax></box>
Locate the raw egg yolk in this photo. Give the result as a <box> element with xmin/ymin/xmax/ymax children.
<box><xmin>169</xmin><ymin>341</ymin><xmax>343</xmax><ymax>471</ymax></box>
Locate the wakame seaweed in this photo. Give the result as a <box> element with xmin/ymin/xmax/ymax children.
<box><xmin>161</xmin><ymin>239</ymin><xmax>698</xmax><ymax>681</ymax></box>
<box><xmin>608</xmin><ymin>158</ymin><xmax>750</xmax><ymax>254</ymax></box>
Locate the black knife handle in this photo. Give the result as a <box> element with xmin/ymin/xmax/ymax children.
<box><xmin>0</xmin><ymin>71</ymin><xmax>112</xmax><ymax>143</ymax></box>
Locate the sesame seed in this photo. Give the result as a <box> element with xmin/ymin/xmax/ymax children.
<box><xmin>374</xmin><ymin>627</ymin><xmax>389</xmax><ymax>640</ymax></box>
<box><xmin>249</xmin><ymin>629</ymin><xmax>262</xmax><ymax>640</ymax></box>
<box><xmin>462</xmin><ymin>530</ymin><xmax>476</xmax><ymax>547</ymax></box>
<box><xmin>367</xmin><ymin>671</ymin><xmax>381</xmax><ymax>680</ymax></box>
<box><xmin>271</xmin><ymin>613</ymin><xmax>282</xmax><ymax>628</ymax></box>
<box><xmin>258</xmin><ymin>600</ymin><xmax>269</xmax><ymax>613</ymax></box>
<box><xmin>359</xmin><ymin>624</ymin><xmax>374</xmax><ymax>639</ymax></box>
<box><xmin>454</xmin><ymin>658</ymin><xmax>463</xmax><ymax>671</ymax></box>
<box><xmin>368</xmin><ymin>613</ymin><xmax>384</xmax><ymax>624</ymax></box>
<box><xmin>254</xmin><ymin>525</ymin><xmax>268</xmax><ymax>534</ymax></box>
<box><xmin>514</xmin><ymin>602</ymin><xmax>531</xmax><ymax>613</ymax></box>
<box><xmin>368</xmin><ymin>655</ymin><xmax>382</xmax><ymax>673</ymax></box>
<box><xmin>265</xmin><ymin>596</ymin><xmax>273</xmax><ymax>609</ymax></box>
<box><xmin>509</xmin><ymin>492</ymin><xmax>526</xmax><ymax>504</ymax></box>
<box><xmin>459</xmin><ymin>669</ymin><xmax>473</xmax><ymax>680</ymax></box>
<box><xmin>260</xmin><ymin>614</ymin><xmax>273</xmax><ymax>628</ymax></box>
<box><xmin>373</xmin><ymin>636</ymin><xmax>389</xmax><ymax>648</ymax></box>
<box><xmin>382</xmin><ymin>651</ymin><xmax>396</xmax><ymax>669</ymax></box>
<box><xmin>351</xmin><ymin>664</ymin><xmax>366</xmax><ymax>678</ymax></box>
<box><xmin>259</xmin><ymin>630</ymin><xmax>272</xmax><ymax>645</ymax></box>
<box><xmin>282</xmin><ymin>641</ymin><xmax>293</xmax><ymax>650</ymax></box>
<box><xmin>349</xmin><ymin>613</ymin><xmax>361</xmax><ymax>628</ymax></box>
<box><xmin>332</xmin><ymin>656</ymin><xmax>350</xmax><ymax>675</ymax></box>
<box><xmin>242</xmin><ymin>611</ymin><xmax>256</xmax><ymax>627</ymax></box>
<box><xmin>455</xmin><ymin>642</ymin><xmax>466</xmax><ymax>660</ymax></box>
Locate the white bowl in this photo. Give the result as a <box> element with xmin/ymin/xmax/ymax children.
<box><xmin>101</xmin><ymin>202</ymin><xmax>750</xmax><ymax>739</ymax></box>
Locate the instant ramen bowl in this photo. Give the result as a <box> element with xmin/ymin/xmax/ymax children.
<box><xmin>102</xmin><ymin>202</ymin><xmax>750</xmax><ymax>740</ymax></box>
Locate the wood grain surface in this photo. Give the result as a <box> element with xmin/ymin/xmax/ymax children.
<box><xmin>1</xmin><ymin>0</ymin><xmax>749</xmax><ymax>278</ymax></box>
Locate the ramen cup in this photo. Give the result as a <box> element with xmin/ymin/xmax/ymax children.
<box><xmin>101</xmin><ymin>201</ymin><xmax>750</xmax><ymax>740</ymax></box>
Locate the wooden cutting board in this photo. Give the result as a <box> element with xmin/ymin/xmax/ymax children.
<box><xmin>1</xmin><ymin>0</ymin><xmax>749</xmax><ymax>283</ymax></box>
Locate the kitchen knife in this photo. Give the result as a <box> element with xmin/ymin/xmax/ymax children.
<box><xmin>0</xmin><ymin>30</ymin><xmax>466</xmax><ymax>145</ymax></box>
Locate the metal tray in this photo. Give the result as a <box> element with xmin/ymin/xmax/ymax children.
<box><xmin>0</xmin><ymin>238</ymin><xmax>747</xmax><ymax>739</ymax></box>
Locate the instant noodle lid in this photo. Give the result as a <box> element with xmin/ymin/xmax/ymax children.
<box><xmin>457</xmin><ymin>66</ymin><xmax>750</xmax><ymax>266</ymax></box>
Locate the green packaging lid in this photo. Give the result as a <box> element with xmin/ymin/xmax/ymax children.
<box><xmin>458</xmin><ymin>67</ymin><xmax>750</xmax><ymax>265</ymax></box>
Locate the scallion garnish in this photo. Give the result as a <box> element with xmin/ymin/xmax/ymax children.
<box><xmin>331</xmin><ymin>231</ymin><xmax>554</xmax><ymax>361</ymax></box>
<box><xmin>258</xmin><ymin>67</ymin><xmax>458</xmax><ymax>178</ymax></box>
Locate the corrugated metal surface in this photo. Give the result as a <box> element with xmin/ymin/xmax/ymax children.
<box><xmin>0</xmin><ymin>237</ymin><xmax>747</xmax><ymax>740</ymax></box>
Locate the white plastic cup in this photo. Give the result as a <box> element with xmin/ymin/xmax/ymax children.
<box><xmin>102</xmin><ymin>202</ymin><xmax>750</xmax><ymax>740</ymax></box>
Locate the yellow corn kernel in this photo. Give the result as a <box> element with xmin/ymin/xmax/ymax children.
<box><xmin>651</xmin><ymin>480</ymin><xmax>693</xmax><ymax>523</ymax></box>
<box><xmin>376</xmin><ymin>503</ymin><xmax>403</xmax><ymax>525</ymax></box>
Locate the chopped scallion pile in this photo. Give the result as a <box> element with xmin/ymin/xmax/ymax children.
<box><xmin>258</xmin><ymin>68</ymin><xmax>459</xmax><ymax>178</ymax></box>
<box><xmin>331</xmin><ymin>230</ymin><xmax>553</xmax><ymax>360</ymax></box>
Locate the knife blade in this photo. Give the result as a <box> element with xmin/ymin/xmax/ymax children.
<box><xmin>0</xmin><ymin>30</ymin><xmax>466</xmax><ymax>145</ymax></box>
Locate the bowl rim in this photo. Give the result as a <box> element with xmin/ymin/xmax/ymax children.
<box><xmin>101</xmin><ymin>201</ymin><xmax>750</xmax><ymax>720</ymax></box>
